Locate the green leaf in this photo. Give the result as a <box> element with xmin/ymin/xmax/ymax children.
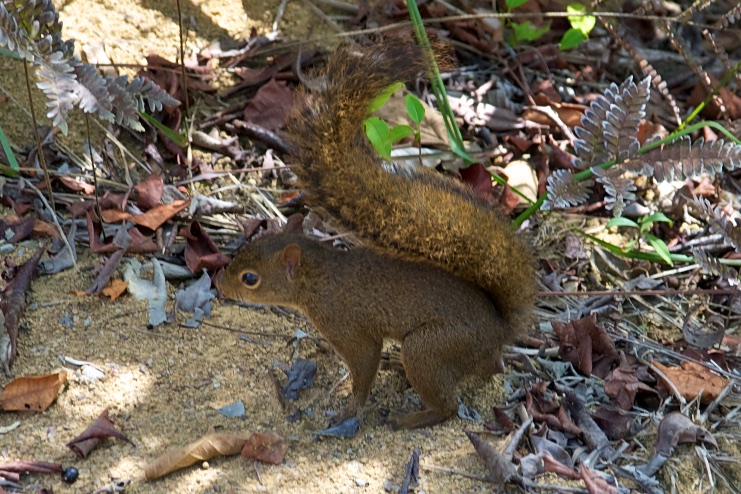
<box><xmin>579</xmin><ymin>230</ymin><xmax>693</xmax><ymax>264</ymax></box>
<box><xmin>364</xmin><ymin>117</ymin><xmax>391</xmax><ymax>160</ymax></box>
<box><xmin>506</xmin><ymin>0</ymin><xmax>530</xmax><ymax>8</ymax></box>
<box><xmin>559</xmin><ymin>28</ymin><xmax>586</xmax><ymax>50</ymax></box>
<box><xmin>367</xmin><ymin>82</ymin><xmax>405</xmax><ymax>113</ymax></box>
<box><xmin>138</xmin><ymin>111</ymin><xmax>188</xmax><ymax>148</ymax></box>
<box><xmin>641</xmin><ymin>212</ymin><xmax>673</xmax><ymax>227</ymax></box>
<box><xmin>606</xmin><ymin>217</ymin><xmax>639</xmax><ymax>229</ymax></box>
<box><xmin>511</xmin><ymin>21</ymin><xmax>551</xmax><ymax>43</ymax></box>
<box><xmin>0</xmin><ymin>125</ymin><xmax>20</xmax><ymax>175</ymax></box>
<box><xmin>405</xmin><ymin>94</ymin><xmax>425</xmax><ymax>124</ymax></box>
<box><xmin>567</xmin><ymin>4</ymin><xmax>596</xmax><ymax>34</ymax></box>
<box><xmin>0</xmin><ymin>48</ymin><xmax>23</xmax><ymax>61</ymax></box>
<box><xmin>387</xmin><ymin>124</ymin><xmax>415</xmax><ymax>144</ymax></box>
<box><xmin>645</xmin><ymin>233</ymin><xmax>674</xmax><ymax>266</ymax></box>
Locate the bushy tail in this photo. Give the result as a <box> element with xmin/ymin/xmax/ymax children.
<box><xmin>285</xmin><ymin>32</ymin><xmax>536</xmax><ymax>339</ymax></box>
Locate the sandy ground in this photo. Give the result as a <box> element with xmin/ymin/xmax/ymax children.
<box><xmin>0</xmin><ymin>0</ymin><xmax>739</xmax><ymax>493</ymax></box>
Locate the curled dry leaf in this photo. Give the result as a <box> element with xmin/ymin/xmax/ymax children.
<box><xmin>0</xmin><ymin>461</ymin><xmax>63</xmax><ymax>482</ymax></box>
<box><xmin>656</xmin><ymin>412</ymin><xmax>717</xmax><ymax>457</ymax></box>
<box><xmin>638</xmin><ymin>412</ymin><xmax>718</xmax><ymax>477</ymax></box>
<box><xmin>552</xmin><ymin>314</ymin><xmax>619</xmax><ymax>378</ymax></box>
<box><xmin>1</xmin><ymin>244</ymin><xmax>46</xmax><ymax>373</ymax></box>
<box><xmin>580</xmin><ymin>464</ymin><xmax>620</xmax><ymax>494</ymax></box>
<box><xmin>145</xmin><ymin>431</ymin><xmax>250</xmax><ymax>480</ymax></box>
<box><xmin>0</xmin><ymin>372</ymin><xmax>67</xmax><ymax>412</ymax></box>
<box><xmin>241</xmin><ymin>432</ymin><xmax>286</xmax><ymax>465</ymax></box>
<box><xmin>651</xmin><ymin>360</ymin><xmax>727</xmax><ymax>404</ymax></box>
<box><xmin>66</xmin><ymin>408</ymin><xmax>134</xmax><ymax>458</ymax></box>
<box><xmin>604</xmin><ymin>354</ymin><xmax>659</xmax><ymax>410</ymax></box>
<box><xmin>465</xmin><ymin>430</ymin><xmax>519</xmax><ymax>485</ymax></box>
<box><xmin>180</xmin><ymin>221</ymin><xmax>230</xmax><ymax>273</ymax></box>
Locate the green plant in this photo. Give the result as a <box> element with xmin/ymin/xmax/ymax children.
<box><xmin>605</xmin><ymin>212</ymin><xmax>674</xmax><ymax>265</ymax></box>
<box><xmin>560</xmin><ymin>4</ymin><xmax>596</xmax><ymax>50</ymax></box>
<box><xmin>504</xmin><ymin>0</ymin><xmax>595</xmax><ymax>50</ymax></box>
<box><xmin>364</xmin><ymin>93</ymin><xmax>425</xmax><ymax>161</ymax></box>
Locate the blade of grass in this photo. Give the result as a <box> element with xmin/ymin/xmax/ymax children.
<box><xmin>0</xmin><ymin>125</ymin><xmax>20</xmax><ymax>177</ymax></box>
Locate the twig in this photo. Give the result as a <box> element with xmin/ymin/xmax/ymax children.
<box><xmin>24</xmin><ymin>180</ymin><xmax>77</xmax><ymax>271</ymax></box>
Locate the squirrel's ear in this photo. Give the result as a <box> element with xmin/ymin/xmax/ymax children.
<box><xmin>282</xmin><ymin>244</ymin><xmax>302</xmax><ymax>279</ymax></box>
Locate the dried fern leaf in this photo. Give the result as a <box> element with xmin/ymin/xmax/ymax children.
<box><xmin>693</xmin><ymin>248</ymin><xmax>739</xmax><ymax>286</ymax></box>
<box><xmin>627</xmin><ymin>137</ymin><xmax>741</xmax><ymax>181</ymax></box>
<box><xmin>542</xmin><ymin>169</ymin><xmax>592</xmax><ymax>210</ymax></box>
<box><xmin>603</xmin><ymin>76</ymin><xmax>650</xmax><ymax>162</ymax></box>
<box><xmin>572</xmin><ymin>76</ymin><xmax>650</xmax><ymax>169</ymax></box>
<box><xmin>693</xmin><ymin>196</ymin><xmax>741</xmax><ymax>250</ymax></box>
<box><xmin>35</xmin><ymin>52</ymin><xmax>78</xmax><ymax>135</ymax></box>
<box><xmin>590</xmin><ymin>166</ymin><xmax>636</xmax><ymax>217</ymax></box>
<box><xmin>73</xmin><ymin>63</ymin><xmax>115</xmax><ymax>122</ymax></box>
<box><xmin>713</xmin><ymin>3</ymin><xmax>741</xmax><ymax>29</ymax></box>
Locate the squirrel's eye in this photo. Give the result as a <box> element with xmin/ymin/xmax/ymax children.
<box><xmin>242</xmin><ymin>272</ymin><xmax>260</xmax><ymax>287</ymax></box>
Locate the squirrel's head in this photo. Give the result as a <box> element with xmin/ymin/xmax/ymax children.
<box><xmin>217</xmin><ymin>233</ymin><xmax>315</xmax><ymax>308</ymax></box>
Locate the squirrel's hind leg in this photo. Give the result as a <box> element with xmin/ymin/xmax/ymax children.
<box><xmin>328</xmin><ymin>338</ymin><xmax>382</xmax><ymax>426</ymax></box>
<box><xmin>392</xmin><ymin>328</ymin><xmax>463</xmax><ymax>429</ymax></box>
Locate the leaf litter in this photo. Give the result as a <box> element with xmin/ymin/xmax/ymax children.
<box><xmin>0</xmin><ymin>0</ymin><xmax>740</xmax><ymax>492</ymax></box>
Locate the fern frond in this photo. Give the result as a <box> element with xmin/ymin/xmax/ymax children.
<box><xmin>542</xmin><ymin>169</ymin><xmax>593</xmax><ymax>210</ymax></box>
<box><xmin>572</xmin><ymin>76</ymin><xmax>651</xmax><ymax>169</ymax></box>
<box><xmin>35</xmin><ymin>52</ymin><xmax>78</xmax><ymax>135</ymax></box>
<box><xmin>590</xmin><ymin>166</ymin><xmax>636</xmax><ymax>216</ymax></box>
<box><xmin>73</xmin><ymin>63</ymin><xmax>114</xmax><ymax>122</ymax></box>
<box><xmin>0</xmin><ymin>2</ymin><xmax>32</xmax><ymax>59</ymax></box>
<box><xmin>1</xmin><ymin>0</ymin><xmax>179</xmax><ymax>135</ymax></box>
<box><xmin>572</xmin><ymin>85</ymin><xmax>613</xmax><ymax>169</ymax></box>
<box><xmin>693</xmin><ymin>248</ymin><xmax>739</xmax><ymax>286</ymax></box>
<box><xmin>714</xmin><ymin>3</ymin><xmax>741</xmax><ymax>28</ymax></box>
<box><xmin>126</xmin><ymin>76</ymin><xmax>179</xmax><ymax>112</ymax></box>
<box><xmin>626</xmin><ymin>137</ymin><xmax>741</xmax><ymax>181</ymax></box>
<box><xmin>693</xmin><ymin>196</ymin><xmax>741</xmax><ymax>250</ymax></box>
<box><xmin>604</xmin><ymin>76</ymin><xmax>650</xmax><ymax>162</ymax></box>
<box><xmin>105</xmin><ymin>76</ymin><xmax>145</xmax><ymax>132</ymax></box>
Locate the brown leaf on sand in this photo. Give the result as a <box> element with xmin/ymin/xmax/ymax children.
<box><xmin>101</xmin><ymin>279</ymin><xmax>128</xmax><ymax>301</ymax></box>
<box><xmin>241</xmin><ymin>432</ymin><xmax>287</xmax><ymax>465</ymax></box>
<box><xmin>0</xmin><ymin>461</ymin><xmax>63</xmax><ymax>482</ymax></box>
<box><xmin>101</xmin><ymin>199</ymin><xmax>190</xmax><ymax>231</ymax></box>
<box><xmin>580</xmin><ymin>464</ymin><xmax>619</xmax><ymax>494</ymax></box>
<box><xmin>0</xmin><ymin>372</ymin><xmax>67</xmax><ymax>412</ymax></box>
<box><xmin>145</xmin><ymin>431</ymin><xmax>250</xmax><ymax>481</ymax></box>
<box><xmin>66</xmin><ymin>408</ymin><xmax>134</xmax><ymax>458</ymax></box>
<box><xmin>656</xmin><ymin>412</ymin><xmax>717</xmax><ymax>456</ymax></box>
<box><xmin>465</xmin><ymin>430</ymin><xmax>519</xmax><ymax>485</ymax></box>
<box><xmin>652</xmin><ymin>360</ymin><xmax>727</xmax><ymax>404</ymax></box>
<box><xmin>0</xmin><ymin>244</ymin><xmax>46</xmax><ymax>373</ymax></box>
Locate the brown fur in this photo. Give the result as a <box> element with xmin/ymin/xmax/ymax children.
<box><xmin>218</xmin><ymin>33</ymin><xmax>536</xmax><ymax>429</ymax></box>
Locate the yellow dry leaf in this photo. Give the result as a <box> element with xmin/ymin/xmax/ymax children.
<box><xmin>652</xmin><ymin>360</ymin><xmax>727</xmax><ymax>404</ymax></box>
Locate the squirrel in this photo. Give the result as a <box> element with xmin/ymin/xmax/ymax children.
<box><xmin>217</xmin><ymin>31</ymin><xmax>536</xmax><ymax>431</ymax></box>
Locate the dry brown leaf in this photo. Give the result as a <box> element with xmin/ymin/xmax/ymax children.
<box><xmin>145</xmin><ymin>431</ymin><xmax>250</xmax><ymax>480</ymax></box>
<box><xmin>66</xmin><ymin>408</ymin><xmax>133</xmax><ymax>458</ymax></box>
<box><xmin>0</xmin><ymin>372</ymin><xmax>67</xmax><ymax>412</ymax></box>
<box><xmin>241</xmin><ymin>432</ymin><xmax>286</xmax><ymax>465</ymax></box>
<box><xmin>652</xmin><ymin>360</ymin><xmax>728</xmax><ymax>404</ymax></box>
<box><xmin>604</xmin><ymin>356</ymin><xmax>659</xmax><ymax>410</ymax></box>
<box><xmin>102</xmin><ymin>279</ymin><xmax>128</xmax><ymax>301</ymax></box>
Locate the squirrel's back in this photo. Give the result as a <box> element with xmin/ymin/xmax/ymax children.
<box><xmin>285</xmin><ymin>31</ymin><xmax>536</xmax><ymax>340</ymax></box>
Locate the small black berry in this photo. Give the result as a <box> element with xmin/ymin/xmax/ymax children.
<box><xmin>61</xmin><ymin>466</ymin><xmax>79</xmax><ymax>484</ymax></box>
